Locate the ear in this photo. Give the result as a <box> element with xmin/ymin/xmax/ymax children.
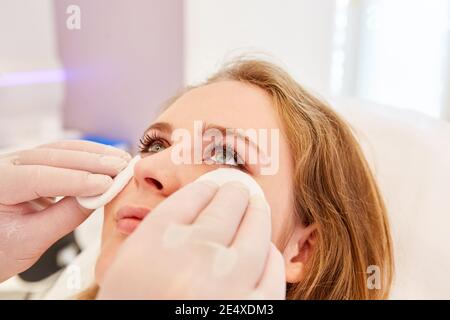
<box><xmin>282</xmin><ymin>223</ymin><xmax>317</xmax><ymax>283</ymax></box>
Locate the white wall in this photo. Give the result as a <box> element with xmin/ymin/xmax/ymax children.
<box><xmin>0</xmin><ymin>0</ymin><xmax>64</xmax><ymax>148</ymax></box>
<box><xmin>352</xmin><ymin>0</ymin><xmax>449</xmax><ymax>119</ymax></box>
<box><xmin>1</xmin><ymin>0</ymin><xmax>337</xmax><ymax>148</ymax></box>
<box><xmin>184</xmin><ymin>0</ymin><xmax>336</xmax><ymax>94</ymax></box>
<box><xmin>55</xmin><ymin>0</ymin><xmax>184</xmax><ymax>150</ymax></box>
<box><xmin>0</xmin><ymin>0</ymin><xmax>60</xmax><ymax>70</ymax></box>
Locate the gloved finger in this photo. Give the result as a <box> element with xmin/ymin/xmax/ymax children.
<box><xmin>0</xmin><ymin>165</ymin><xmax>112</xmax><ymax>205</ymax></box>
<box><xmin>28</xmin><ymin>197</ymin><xmax>56</xmax><ymax>210</ymax></box>
<box><xmin>0</xmin><ymin>197</ymin><xmax>55</xmax><ymax>212</ymax></box>
<box><xmin>0</xmin><ymin>151</ymin><xmax>15</xmax><ymax>160</ymax></box>
<box><xmin>0</xmin><ymin>202</ymin><xmax>36</xmax><ymax>215</ymax></box>
<box><xmin>38</xmin><ymin>140</ymin><xmax>131</xmax><ymax>161</ymax></box>
<box><xmin>147</xmin><ymin>181</ymin><xmax>219</xmax><ymax>225</ymax></box>
<box><xmin>192</xmin><ymin>181</ymin><xmax>249</xmax><ymax>246</ymax></box>
<box><xmin>23</xmin><ymin>197</ymin><xmax>93</xmax><ymax>252</ymax></box>
<box><xmin>252</xmin><ymin>243</ymin><xmax>286</xmax><ymax>299</ymax></box>
<box><xmin>14</xmin><ymin>148</ymin><xmax>128</xmax><ymax>176</ymax></box>
<box><xmin>231</xmin><ymin>194</ymin><xmax>272</xmax><ymax>287</ymax></box>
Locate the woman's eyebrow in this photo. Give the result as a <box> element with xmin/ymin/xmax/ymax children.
<box><xmin>144</xmin><ymin>122</ymin><xmax>173</xmax><ymax>135</ymax></box>
<box><xmin>203</xmin><ymin>123</ymin><xmax>262</xmax><ymax>155</ymax></box>
<box><xmin>144</xmin><ymin>121</ymin><xmax>263</xmax><ymax>155</ymax></box>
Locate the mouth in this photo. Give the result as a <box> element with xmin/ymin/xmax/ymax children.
<box><xmin>115</xmin><ymin>205</ymin><xmax>152</xmax><ymax>235</ymax></box>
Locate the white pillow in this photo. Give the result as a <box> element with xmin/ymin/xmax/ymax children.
<box><xmin>331</xmin><ymin>96</ymin><xmax>450</xmax><ymax>299</ymax></box>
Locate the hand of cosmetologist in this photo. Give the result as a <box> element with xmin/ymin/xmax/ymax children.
<box><xmin>0</xmin><ymin>140</ymin><xmax>131</xmax><ymax>282</ymax></box>
<box><xmin>98</xmin><ymin>180</ymin><xmax>286</xmax><ymax>299</ymax></box>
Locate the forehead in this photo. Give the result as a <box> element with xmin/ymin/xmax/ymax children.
<box><xmin>157</xmin><ymin>80</ymin><xmax>280</xmax><ymax>131</ymax></box>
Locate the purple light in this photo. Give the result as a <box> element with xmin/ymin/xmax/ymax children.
<box><xmin>0</xmin><ymin>69</ymin><xmax>66</xmax><ymax>87</ymax></box>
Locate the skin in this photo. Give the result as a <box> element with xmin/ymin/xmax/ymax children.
<box><xmin>95</xmin><ymin>80</ymin><xmax>313</xmax><ymax>286</ymax></box>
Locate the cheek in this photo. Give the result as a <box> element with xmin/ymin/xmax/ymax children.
<box><xmin>258</xmin><ymin>179</ymin><xmax>293</xmax><ymax>246</ymax></box>
<box><xmin>96</xmin><ymin>200</ymin><xmax>127</xmax><ymax>284</ymax></box>
<box><xmin>101</xmin><ymin>200</ymin><xmax>119</xmax><ymax>245</ymax></box>
<box><xmin>95</xmin><ymin>184</ymin><xmax>131</xmax><ymax>283</ymax></box>
<box><xmin>101</xmin><ymin>181</ymin><xmax>133</xmax><ymax>242</ymax></box>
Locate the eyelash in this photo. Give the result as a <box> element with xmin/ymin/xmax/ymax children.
<box><xmin>209</xmin><ymin>144</ymin><xmax>247</xmax><ymax>171</ymax></box>
<box><xmin>138</xmin><ymin>132</ymin><xmax>248</xmax><ymax>172</ymax></box>
<box><xmin>138</xmin><ymin>131</ymin><xmax>169</xmax><ymax>153</ymax></box>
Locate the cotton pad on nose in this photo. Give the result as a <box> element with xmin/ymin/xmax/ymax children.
<box><xmin>76</xmin><ymin>155</ymin><xmax>140</xmax><ymax>209</ymax></box>
<box><xmin>195</xmin><ymin>168</ymin><xmax>270</xmax><ymax>212</ymax></box>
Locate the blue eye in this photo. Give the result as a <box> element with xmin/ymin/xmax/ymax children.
<box><xmin>148</xmin><ymin>142</ymin><xmax>166</xmax><ymax>153</ymax></box>
<box><xmin>209</xmin><ymin>144</ymin><xmax>245</xmax><ymax>170</ymax></box>
<box><xmin>139</xmin><ymin>133</ymin><xmax>168</xmax><ymax>154</ymax></box>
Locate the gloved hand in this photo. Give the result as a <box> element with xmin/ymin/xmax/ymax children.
<box><xmin>0</xmin><ymin>140</ymin><xmax>131</xmax><ymax>282</ymax></box>
<box><xmin>98</xmin><ymin>180</ymin><xmax>286</xmax><ymax>300</ymax></box>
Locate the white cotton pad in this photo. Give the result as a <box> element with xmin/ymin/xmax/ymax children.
<box><xmin>195</xmin><ymin>168</ymin><xmax>270</xmax><ymax>212</ymax></box>
<box><xmin>76</xmin><ymin>155</ymin><xmax>140</xmax><ymax>209</ymax></box>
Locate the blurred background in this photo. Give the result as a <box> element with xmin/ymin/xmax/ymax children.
<box><xmin>1</xmin><ymin>0</ymin><xmax>450</xmax><ymax>299</ymax></box>
<box><xmin>1</xmin><ymin>0</ymin><xmax>449</xmax><ymax>151</ymax></box>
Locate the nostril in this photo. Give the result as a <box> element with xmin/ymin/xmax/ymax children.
<box><xmin>145</xmin><ymin>177</ymin><xmax>163</xmax><ymax>190</ymax></box>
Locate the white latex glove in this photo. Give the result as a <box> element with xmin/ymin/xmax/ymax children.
<box><xmin>98</xmin><ymin>180</ymin><xmax>286</xmax><ymax>300</ymax></box>
<box><xmin>0</xmin><ymin>140</ymin><xmax>131</xmax><ymax>282</ymax></box>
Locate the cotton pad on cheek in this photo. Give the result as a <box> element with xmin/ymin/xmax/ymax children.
<box><xmin>195</xmin><ymin>168</ymin><xmax>270</xmax><ymax>213</ymax></box>
<box><xmin>76</xmin><ymin>155</ymin><xmax>141</xmax><ymax>210</ymax></box>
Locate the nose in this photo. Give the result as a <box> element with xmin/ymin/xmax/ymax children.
<box><xmin>133</xmin><ymin>150</ymin><xmax>182</xmax><ymax>197</ymax></box>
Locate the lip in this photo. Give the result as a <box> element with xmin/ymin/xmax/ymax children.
<box><xmin>115</xmin><ymin>205</ymin><xmax>152</xmax><ymax>235</ymax></box>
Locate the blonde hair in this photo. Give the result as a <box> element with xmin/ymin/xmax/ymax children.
<box><xmin>79</xmin><ymin>58</ymin><xmax>394</xmax><ymax>300</ymax></box>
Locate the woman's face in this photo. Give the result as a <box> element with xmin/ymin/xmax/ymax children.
<box><xmin>95</xmin><ymin>80</ymin><xmax>295</xmax><ymax>283</ymax></box>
